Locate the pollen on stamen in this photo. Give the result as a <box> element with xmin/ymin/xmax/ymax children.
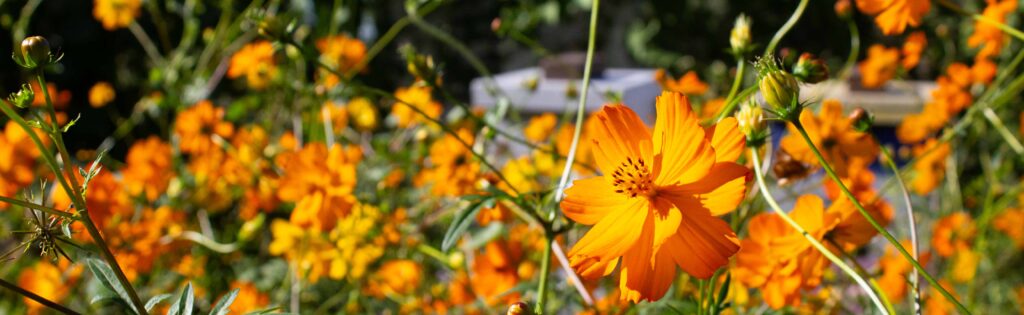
<box><xmin>610</xmin><ymin>157</ymin><xmax>654</xmax><ymax>198</ymax></box>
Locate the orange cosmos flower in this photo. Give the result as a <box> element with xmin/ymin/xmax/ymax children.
<box><xmin>780</xmin><ymin>100</ymin><xmax>878</xmax><ymax>178</ymax></box>
<box><xmin>174</xmin><ymin>100</ymin><xmax>235</xmax><ymax>155</ymax></box>
<box><xmin>931</xmin><ymin>212</ymin><xmax>976</xmax><ymax>258</ymax></box>
<box><xmin>121</xmin><ymin>136</ymin><xmax>174</xmax><ymax>201</ymax></box>
<box><xmin>391</xmin><ymin>85</ymin><xmax>443</xmax><ymax>128</ymax></box>
<box><xmin>859</xmin><ymin>45</ymin><xmax>901</xmax><ymax>88</ymax></box>
<box><xmin>655</xmin><ymin>69</ymin><xmax>709</xmax><ymax>95</ymax></box>
<box><xmin>470</xmin><ymin>239</ymin><xmax>531</xmax><ymax>306</ymax></box>
<box><xmin>415</xmin><ymin>128</ymin><xmax>481</xmax><ymax>197</ymax></box>
<box><xmin>30</xmin><ymin>81</ymin><xmax>71</xmax><ymax>110</ymax></box>
<box><xmin>366</xmin><ymin>260</ymin><xmax>423</xmax><ymax>298</ymax></box>
<box><xmin>910</xmin><ymin>139</ymin><xmax>950</xmax><ymax>195</ymax></box>
<box><xmin>228</xmin><ymin>41</ymin><xmax>278</xmax><ymax>89</ymax></box>
<box><xmin>994</xmin><ymin>208</ymin><xmax>1024</xmax><ymax>249</ymax></box>
<box><xmin>855</xmin><ymin>0</ymin><xmax>930</xmax><ymax>35</ymax></box>
<box><xmin>524</xmin><ymin>113</ymin><xmax>558</xmax><ymax>143</ymax></box>
<box><xmin>700</xmin><ymin>98</ymin><xmax>726</xmax><ymax>120</ymax></box>
<box><xmin>902</xmin><ymin>31</ymin><xmax>927</xmax><ymax>69</ymax></box>
<box><xmin>223</xmin><ymin>281</ymin><xmax>269</xmax><ymax>314</ymax></box>
<box><xmin>734</xmin><ymin>195</ymin><xmax>839</xmax><ymax>309</ymax></box>
<box><xmin>823</xmin><ymin>166</ymin><xmax>894</xmax><ymax>250</ymax></box>
<box><xmin>276</xmin><ymin>143</ymin><xmax>361</xmax><ymax>232</ymax></box>
<box><xmin>560</xmin><ymin>91</ymin><xmax>748</xmax><ymax>303</ymax></box>
<box><xmin>316</xmin><ymin>34</ymin><xmax>367</xmax><ymax>87</ymax></box>
<box><xmin>878</xmin><ymin>240</ymin><xmax>931</xmax><ymax>302</ymax></box>
<box><xmin>93</xmin><ymin>0</ymin><xmax>141</xmax><ymax>30</ymax></box>
<box><xmin>0</xmin><ymin>121</ymin><xmax>47</xmax><ymax>209</ymax></box>
<box><xmin>18</xmin><ymin>261</ymin><xmax>79</xmax><ymax>315</ymax></box>
<box><xmin>924</xmin><ymin>280</ymin><xmax>958</xmax><ymax>315</ymax></box>
<box><xmin>968</xmin><ymin>0</ymin><xmax>1018</xmax><ymax>60</ymax></box>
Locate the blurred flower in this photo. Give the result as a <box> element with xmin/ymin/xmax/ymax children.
<box><xmin>854</xmin><ymin>0</ymin><xmax>930</xmax><ymax>35</ymax></box>
<box><xmin>109</xmin><ymin>206</ymin><xmax>186</xmax><ymax>281</ymax></box>
<box><xmin>967</xmin><ymin>0</ymin><xmax>1017</xmax><ymax>61</ymax></box>
<box><xmin>931</xmin><ymin>212</ymin><xmax>975</xmax><ymax>258</ymax></box>
<box><xmin>902</xmin><ymin>31</ymin><xmax>927</xmax><ymax>69</ymax></box>
<box><xmin>655</xmin><ymin>70</ymin><xmax>709</xmax><ymax>95</ymax></box>
<box><xmin>93</xmin><ymin>0</ymin><xmax>141</xmax><ymax>30</ymax></box>
<box><xmin>0</xmin><ymin>121</ymin><xmax>47</xmax><ymax>209</ymax></box>
<box><xmin>897</xmin><ymin>63</ymin><xmax>973</xmax><ymax>144</ymax></box>
<box><xmin>392</xmin><ymin>86</ymin><xmax>442</xmax><ymax>128</ymax></box>
<box><xmin>346</xmin><ymin>97</ymin><xmax>378</xmax><ymax>132</ymax></box>
<box><xmin>121</xmin><ymin>136</ymin><xmax>174</xmax><ymax>201</ymax></box>
<box><xmin>924</xmin><ymin>280</ymin><xmax>958</xmax><ymax>315</ymax></box>
<box><xmin>366</xmin><ymin>260</ymin><xmax>422</xmax><ymax>297</ymax></box>
<box><xmin>51</xmin><ymin>171</ymin><xmax>130</xmax><ymax>240</ymax></box>
<box><xmin>316</xmin><ymin>34</ymin><xmax>367</xmax><ymax>87</ymax></box>
<box><xmin>416</xmin><ymin>128</ymin><xmax>482</xmax><ymax>197</ymax></box>
<box><xmin>524</xmin><ymin>113</ymin><xmax>558</xmax><ymax>143</ymax></box>
<box><xmin>471</xmin><ymin>239</ymin><xmax>529</xmax><ymax>306</ymax></box>
<box><xmin>780</xmin><ymin>100</ymin><xmax>878</xmax><ymax>178</ymax></box>
<box><xmin>277</xmin><ymin>143</ymin><xmax>361</xmax><ymax>232</ymax></box>
<box><xmin>18</xmin><ymin>261</ymin><xmax>79</xmax><ymax>315</ymax></box>
<box><xmin>88</xmin><ymin>81</ymin><xmax>116</xmax><ymax>108</ymax></box>
<box><xmin>823</xmin><ymin>166</ymin><xmax>893</xmax><ymax>250</ymax></box>
<box><xmin>993</xmin><ymin>208</ymin><xmax>1024</xmax><ymax>249</ymax></box>
<box><xmin>835</xmin><ymin>0</ymin><xmax>852</xmax><ymax>17</ymax></box>
<box><xmin>734</xmin><ymin>195</ymin><xmax>838</xmax><ymax>309</ymax></box>
<box><xmin>174</xmin><ymin>100</ymin><xmax>235</xmax><ymax>155</ymax></box>
<box><xmin>858</xmin><ymin>45</ymin><xmax>900</xmax><ymax>89</ymax></box>
<box><xmin>30</xmin><ymin>81</ymin><xmax>71</xmax><ymax>110</ymax></box>
<box><xmin>228</xmin><ymin>41</ymin><xmax>278</xmax><ymax>90</ymax></box>
<box><xmin>730</xmin><ymin>14</ymin><xmax>752</xmax><ymax>54</ymax></box>
<box><xmin>910</xmin><ymin>139</ymin><xmax>950</xmax><ymax>195</ymax></box>
<box><xmin>561</xmin><ymin>91</ymin><xmax>748</xmax><ymax>302</ymax></box>
<box><xmin>699</xmin><ymin>98</ymin><xmax>725</xmax><ymax>120</ymax></box>
<box><xmin>224</xmin><ymin>281</ymin><xmax>269</xmax><ymax>314</ymax></box>
<box><xmin>878</xmin><ymin>240</ymin><xmax>930</xmax><ymax>302</ymax></box>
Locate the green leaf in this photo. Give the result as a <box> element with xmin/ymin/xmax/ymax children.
<box><xmin>145</xmin><ymin>294</ymin><xmax>174</xmax><ymax>312</ymax></box>
<box><xmin>89</xmin><ymin>290</ymin><xmax>118</xmax><ymax>305</ymax></box>
<box><xmin>62</xmin><ymin>113</ymin><xmax>81</xmax><ymax>133</ymax></box>
<box><xmin>86</xmin><ymin>258</ymin><xmax>139</xmax><ymax>315</ymax></box>
<box><xmin>242</xmin><ymin>306</ymin><xmax>288</xmax><ymax>315</ymax></box>
<box><xmin>209</xmin><ymin>288</ymin><xmax>240</xmax><ymax>315</ymax></box>
<box><xmin>712</xmin><ymin>273</ymin><xmax>731</xmax><ymax>315</ymax></box>
<box><xmin>441</xmin><ymin>197</ymin><xmax>495</xmax><ymax>251</ymax></box>
<box><xmin>167</xmin><ymin>282</ymin><xmax>195</xmax><ymax>315</ymax></box>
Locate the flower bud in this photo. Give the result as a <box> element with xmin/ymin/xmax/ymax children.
<box><xmin>755</xmin><ymin>56</ymin><xmax>800</xmax><ymax>116</ymax></box>
<box><xmin>20</xmin><ymin>36</ymin><xmax>51</xmax><ymax>69</ymax></box>
<box><xmin>7</xmin><ymin>84</ymin><xmax>34</xmax><ymax>108</ymax></box>
<box><xmin>402</xmin><ymin>45</ymin><xmax>441</xmax><ymax>86</ymax></box>
<box><xmin>237</xmin><ymin>213</ymin><xmax>266</xmax><ymax>242</ymax></box>
<box><xmin>848</xmin><ymin>107</ymin><xmax>874</xmax><ymax>132</ymax></box>
<box><xmin>447</xmin><ymin>251</ymin><xmax>465</xmax><ymax>269</ymax></box>
<box><xmin>736</xmin><ymin>99</ymin><xmax>766</xmax><ymax>138</ymax></box>
<box><xmin>792</xmin><ymin>52</ymin><xmax>830</xmax><ymax>84</ymax></box>
<box><xmin>257</xmin><ymin>15</ymin><xmax>290</xmax><ymax>40</ymax></box>
<box><xmin>730</xmin><ymin>14</ymin><xmax>752</xmax><ymax>55</ymax></box>
<box><xmin>507</xmin><ymin>302</ymin><xmax>530</xmax><ymax>315</ymax></box>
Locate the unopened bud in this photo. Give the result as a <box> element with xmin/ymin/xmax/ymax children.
<box><xmin>736</xmin><ymin>99</ymin><xmax>768</xmax><ymax>147</ymax></box>
<box><xmin>403</xmin><ymin>45</ymin><xmax>440</xmax><ymax>86</ymax></box>
<box><xmin>20</xmin><ymin>36</ymin><xmax>52</xmax><ymax>69</ymax></box>
<box><xmin>848</xmin><ymin>107</ymin><xmax>874</xmax><ymax>132</ymax></box>
<box><xmin>238</xmin><ymin>213</ymin><xmax>266</xmax><ymax>242</ymax></box>
<box><xmin>792</xmin><ymin>52</ymin><xmax>830</xmax><ymax>84</ymax></box>
<box><xmin>565</xmin><ymin>82</ymin><xmax>579</xmax><ymax>99</ymax></box>
<box><xmin>491</xmin><ymin>18</ymin><xmax>503</xmax><ymax>33</ymax></box>
<box><xmin>507</xmin><ymin>302</ymin><xmax>530</xmax><ymax>315</ymax></box>
<box><xmin>730</xmin><ymin>14</ymin><xmax>752</xmax><ymax>55</ymax></box>
<box><xmin>755</xmin><ymin>56</ymin><xmax>800</xmax><ymax>116</ymax></box>
<box><xmin>447</xmin><ymin>251</ymin><xmax>465</xmax><ymax>269</ymax></box>
<box><xmin>522</xmin><ymin>76</ymin><xmax>539</xmax><ymax>92</ymax></box>
<box><xmin>257</xmin><ymin>16</ymin><xmax>289</xmax><ymax>40</ymax></box>
<box><xmin>7</xmin><ymin>84</ymin><xmax>34</xmax><ymax>108</ymax></box>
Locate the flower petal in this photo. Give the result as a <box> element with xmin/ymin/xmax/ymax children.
<box><xmin>651</xmin><ymin>91</ymin><xmax>716</xmax><ymax>186</ymax></box>
<box><xmin>664</xmin><ymin>205</ymin><xmax>740</xmax><ymax>278</ymax></box>
<box><xmin>568</xmin><ymin>199</ymin><xmax>648</xmax><ymax>279</ymax></box>
<box><xmin>591</xmin><ymin>105</ymin><xmax>652</xmax><ymax>174</ymax></box>
<box><xmin>704</xmin><ymin>117</ymin><xmax>745</xmax><ymax>163</ymax></box>
<box><xmin>561</xmin><ymin>177</ymin><xmax>630</xmax><ymax>225</ymax></box>
<box><xmin>660</xmin><ymin>162</ymin><xmax>750</xmax><ymax>216</ymax></box>
<box><xmin>618</xmin><ymin>214</ymin><xmax>677</xmax><ymax>303</ymax></box>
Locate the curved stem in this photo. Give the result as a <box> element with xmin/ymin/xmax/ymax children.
<box><xmin>710</xmin><ymin>85</ymin><xmax>759</xmax><ymax>123</ymax></box>
<box><xmin>876</xmin><ymin>141</ymin><xmax>923</xmax><ymax>314</ymax></box>
<box><xmin>764</xmin><ymin>0</ymin><xmax>810</xmax><ymax>55</ymax></box>
<box><xmin>840</xmin><ymin>17</ymin><xmax>861</xmax><ymax>80</ymax></box>
<box><xmin>749</xmin><ymin>148</ymin><xmax>889</xmax><ymax>314</ymax></box>
<box><xmin>553</xmin><ymin>0</ymin><xmax>600</xmax><ymax>205</ymax></box>
<box><xmin>0</xmin><ymin>277</ymin><xmax>80</xmax><ymax>315</ymax></box>
<box><xmin>791</xmin><ymin>120</ymin><xmax>970</xmax><ymax>314</ymax></box>
<box><xmin>825</xmin><ymin>238</ymin><xmax>897</xmax><ymax>315</ymax></box>
<box><xmin>722</xmin><ymin>59</ymin><xmax>747</xmax><ymax>111</ymax></box>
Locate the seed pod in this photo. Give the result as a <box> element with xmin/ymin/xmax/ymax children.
<box><xmin>792</xmin><ymin>53</ymin><xmax>830</xmax><ymax>84</ymax></box>
<box><xmin>507</xmin><ymin>302</ymin><xmax>530</xmax><ymax>315</ymax></box>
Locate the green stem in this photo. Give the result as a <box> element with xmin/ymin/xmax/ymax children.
<box><xmin>34</xmin><ymin>76</ymin><xmax>149</xmax><ymax>315</ymax></box>
<box><xmin>406</xmin><ymin>9</ymin><xmax>506</xmax><ymax>99</ymax></box>
<box><xmin>553</xmin><ymin>0</ymin><xmax>600</xmax><ymax>204</ymax></box>
<box><xmin>128</xmin><ymin>21</ymin><xmax>165</xmax><ymax>65</ymax></box>
<box><xmin>791</xmin><ymin>120</ymin><xmax>970</xmax><ymax>314</ymax></box>
<box><xmin>825</xmin><ymin>238</ymin><xmax>897</xmax><ymax>315</ymax></box>
<box><xmin>840</xmin><ymin>17</ymin><xmax>860</xmax><ymax>80</ymax></box>
<box><xmin>876</xmin><ymin>141</ymin><xmax>923</xmax><ymax>314</ymax></box>
<box><xmin>0</xmin><ymin>195</ymin><xmax>74</xmax><ymax>219</ymax></box>
<box><xmin>764</xmin><ymin>0</ymin><xmax>809</xmax><ymax>55</ymax></box>
<box><xmin>0</xmin><ymin>277</ymin><xmax>80</xmax><ymax>315</ymax></box>
<box><xmin>710</xmin><ymin>85</ymin><xmax>759</xmax><ymax>123</ymax></box>
<box><xmin>749</xmin><ymin>148</ymin><xmax>889</xmax><ymax>314</ymax></box>
<box><xmin>722</xmin><ymin>59</ymin><xmax>746</xmax><ymax>111</ymax></box>
<box><xmin>981</xmin><ymin>107</ymin><xmax>1024</xmax><ymax>155</ymax></box>
<box><xmin>935</xmin><ymin>0</ymin><xmax>1024</xmax><ymax>42</ymax></box>
<box><xmin>341</xmin><ymin>1</ymin><xmax>443</xmax><ymax>81</ymax></box>
<box><xmin>535</xmin><ymin>233</ymin><xmax>554</xmax><ymax>314</ymax></box>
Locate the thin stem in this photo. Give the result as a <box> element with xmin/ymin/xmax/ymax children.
<box><xmin>826</xmin><ymin>238</ymin><xmax>897</xmax><ymax>315</ymax></box>
<box><xmin>341</xmin><ymin>1</ymin><xmax>443</xmax><ymax>81</ymax></box>
<box><xmin>0</xmin><ymin>195</ymin><xmax>74</xmax><ymax>219</ymax></box>
<box><xmin>722</xmin><ymin>59</ymin><xmax>747</xmax><ymax>113</ymax></box>
<box><xmin>981</xmin><ymin>107</ymin><xmax>1024</xmax><ymax>155</ymax></box>
<box><xmin>840</xmin><ymin>17</ymin><xmax>861</xmax><ymax>80</ymax></box>
<box><xmin>710</xmin><ymin>85</ymin><xmax>759</xmax><ymax>123</ymax></box>
<box><xmin>34</xmin><ymin>76</ymin><xmax>149</xmax><ymax>315</ymax></box>
<box><xmin>535</xmin><ymin>233</ymin><xmax>554</xmax><ymax>314</ymax></box>
<box><xmin>764</xmin><ymin>0</ymin><xmax>810</xmax><ymax>55</ymax></box>
<box><xmin>791</xmin><ymin>120</ymin><xmax>970</xmax><ymax>314</ymax></box>
<box><xmin>550</xmin><ymin>241</ymin><xmax>594</xmax><ymax>305</ymax></box>
<box><xmin>935</xmin><ymin>0</ymin><xmax>1024</xmax><ymax>42</ymax></box>
<box><xmin>553</xmin><ymin>0</ymin><xmax>600</xmax><ymax>204</ymax></box>
<box><xmin>749</xmin><ymin>148</ymin><xmax>889</xmax><ymax>315</ymax></box>
<box><xmin>876</xmin><ymin>141</ymin><xmax>923</xmax><ymax>314</ymax></box>
<box><xmin>128</xmin><ymin>21</ymin><xmax>165</xmax><ymax>65</ymax></box>
<box><xmin>0</xmin><ymin>277</ymin><xmax>81</xmax><ymax>315</ymax></box>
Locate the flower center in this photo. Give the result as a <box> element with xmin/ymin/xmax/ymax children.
<box><xmin>611</xmin><ymin>157</ymin><xmax>654</xmax><ymax>198</ymax></box>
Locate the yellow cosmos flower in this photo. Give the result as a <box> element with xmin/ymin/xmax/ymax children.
<box><xmin>560</xmin><ymin>91</ymin><xmax>748</xmax><ymax>302</ymax></box>
<box><xmin>392</xmin><ymin>85</ymin><xmax>443</xmax><ymax>128</ymax></box>
<box><xmin>228</xmin><ymin>41</ymin><xmax>278</xmax><ymax>90</ymax></box>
